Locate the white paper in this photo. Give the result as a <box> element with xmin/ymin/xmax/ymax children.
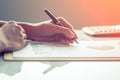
<box><xmin>13</xmin><ymin>40</ymin><xmax>120</xmax><ymax>57</ymax></box>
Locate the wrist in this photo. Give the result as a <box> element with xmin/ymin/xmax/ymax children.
<box><xmin>17</xmin><ymin>22</ymin><xmax>36</xmax><ymax>39</ymax></box>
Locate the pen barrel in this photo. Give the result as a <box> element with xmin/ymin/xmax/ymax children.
<box><xmin>44</xmin><ymin>9</ymin><xmax>79</xmax><ymax>44</ymax></box>
<box><xmin>44</xmin><ymin>9</ymin><xmax>64</xmax><ymax>26</ymax></box>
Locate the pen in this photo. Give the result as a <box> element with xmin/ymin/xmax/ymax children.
<box><xmin>44</xmin><ymin>9</ymin><xmax>79</xmax><ymax>44</ymax></box>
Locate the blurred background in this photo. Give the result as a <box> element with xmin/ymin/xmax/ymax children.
<box><xmin>0</xmin><ymin>0</ymin><xmax>120</xmax><ymax>29</ymax></box>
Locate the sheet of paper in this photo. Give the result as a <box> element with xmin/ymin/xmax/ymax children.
<box><xmin>13</xmin><ymin>40</ymin><xmax>120</xmax><ymax>57</ymax></box>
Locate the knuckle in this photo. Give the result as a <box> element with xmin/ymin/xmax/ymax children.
<box><xmin>16</xmin><ymin>25</ymin><xmax>23</xmax><ymax>31</ymax></box>
<box><xmin>8</xmin><ymin>21</ymin><xmax>17</xmax><ymax>26</ymax></box>
<box><xmin>8</xmin><ymin>20</ymin><xmax>15</xmax><ymax>24</ymax></box>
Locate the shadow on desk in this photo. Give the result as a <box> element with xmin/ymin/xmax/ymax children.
<box><xmin>0</xmin><ymin>52</ymin><xmax>23</xmax><ymax>76</ymax></box>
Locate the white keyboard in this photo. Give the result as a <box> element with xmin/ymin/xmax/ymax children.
<box><xmin>82</xmin><ymin>25</ymin><xmax>120</xmax><ymax>37</ymax></box>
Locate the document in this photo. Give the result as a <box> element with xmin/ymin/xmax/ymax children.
<box><xmin>13</xmin><ymin>40</ymin><xmax>120</xmax><ymax>58</ymax></box>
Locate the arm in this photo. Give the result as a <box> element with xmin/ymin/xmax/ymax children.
<box><xmin>20</xmin><ymin>18</ymin><xmax>77</xmax><ymax>44</ymax></box>
<box><xmin>0</xmin><ymin>17</ymin><xmax>78</xmax><ymax>45</ymax></box>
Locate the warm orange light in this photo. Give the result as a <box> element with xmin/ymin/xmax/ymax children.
<box><xmin>80</xmin><ymin>0</ymin><xmax>120</xmax><ymax>25</ymax></box>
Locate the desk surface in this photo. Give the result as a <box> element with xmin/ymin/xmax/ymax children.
<box><xmin>1</xmin><ymin>30</ymin><xmax>120</xmax><ymax>80</ymax></box>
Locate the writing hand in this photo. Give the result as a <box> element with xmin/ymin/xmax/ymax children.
<box><xmin>26</xmin><ymin>17</ymin><xmax>77</xmax><ymax>45</ymax></box>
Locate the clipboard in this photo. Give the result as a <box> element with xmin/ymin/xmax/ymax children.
<box><xmin>4</xmin><ymin>52</ymin><xmax>120</xmax><ymax>61</ymax></box>
<box><xmin>3</xmin><ymin>40</ymin><xmax>120</xmax><ymax>61</ymax></box>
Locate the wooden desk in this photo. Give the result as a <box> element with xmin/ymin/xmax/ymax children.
<box><xmin>0</xmin><ymin>30</ymin><xmax>120</xmax><ymax>80</ymax></box>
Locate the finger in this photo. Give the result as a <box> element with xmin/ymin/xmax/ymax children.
<box><xmin>8</xmin><ymin>21</ymin><xmax>19</xmax><ymax>31</ymax></box>
<box><xmin>55</xmin><ymin>25</ymin><xmax>75</xmax><ymax>39</ymax></box>
<box><xmin>50</xmin><ymin>17</ymin><xmax>78</xmax><ymax>40</ymax></box>
<box><xmin>55</xmin><ymin>34</ymin><xmax>74</xmax><ymax>44</ymax></box>
<box><xmin>57</xmin><ymin>17</ymin><xmax>78</xmax><ymax>39</ymax></box>
<box><xmin>22</xmin><ymin>33</ymin><xmax>27</xmax><ymax>40</ymax></box>
<box><xmin>67</xmin><ymin>39</ymin><xmax>74</xmax><ymax>44</ymax></box>
<box><xmin>59</xmin><ymin>38</ymin><xmax>73</xmax><ymax>45</ymax></box>
<box><xmin>16</xmin><ymin>25</ymin><xmax>25</xmax><ymax>32</ymax></box>
<box><xmin>8</xmin><ymin>21</ymin><xmax>25</xmax><ymax>32</ymax></box>
<box><xmin>19</xmin><ymin>39</ymin><xmax>28</xmax><ymax>49</ymax></box>
<box><xmin>14</xmin><ymin>24</ymin><xmax>25</xmax><ymax>33</ymax></box>
<box><xmin>11</xmin><ymin>27</ymin><xmax>26</xmax><ymax>40</ymax></box>
<box><xmin>57</xmin><ymin>17</ymin><xmax>73</xmax><ymax>29</ymax></box>
<box><xmin>8</xmin><ymin>21</ymin><xmax>16</xmax><ymax>24</ymax></box>
<box><xmin>2</xmin><ymin>21</ymin><xmax>16</xmax><ymax>29</ymax></box>
<box><xmin>8</xmin><ymin>21</ymin><xmax>18</xmax><ymax>27</ymax></box>
<box><xmin>19</xmin><ymin>32</ymin><xmax>27</xmax><ymax>40</ymax></box>
<box><xmin>59</xmin><ymin>39</ymin><xmax>68</xmax><ymax>45</ymax></box>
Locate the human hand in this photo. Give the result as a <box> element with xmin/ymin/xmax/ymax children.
<box><xmin>0</xmin><ymin>21</ymin><xmax>27</xmax><ymax>52</ymax></box>
<box><xmin>27</xmin><ymin>17</ymin><xmax>78</xmax><ymax>45</ymax></box>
